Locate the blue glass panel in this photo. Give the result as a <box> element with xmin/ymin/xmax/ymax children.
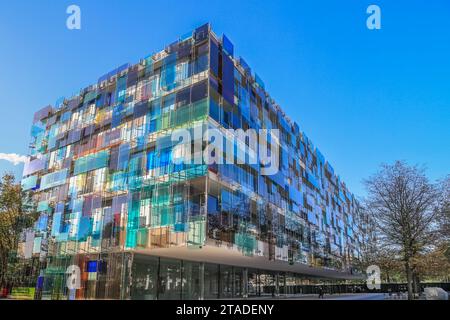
<box><xmin>51</xmin><ymin>212</ymin><xmax>63</xmax><ymax>237</ymax></box>
<box><xmin>147</xmin><ymin>150</ymin><xmax>156</xmax><ymax>170</ymax></box>
<box><xmin>36</xmin><ymin>276</ymin><xmax>44</xmax><ymax>290</ymax></box>
<box><xmin>133</xmin><ymin>101</ymin><xmax>148</xmax><ymax>119</ymax></box>
<box><xmin>255</xmin><ymin>73</ymin><xmax>265</xmax><ymax>89</ymax></box>
<box><xmin>112</xmin><ymin>104</ymin><xmax>124</xmax><ymax>128</ymax></box>
<box><xmin>222</xmin><ymin>53</ymin><xmax>234</xmax><ymax>105</ymax></box>
<box><xmin>115</xmin><ymin>76</ymin><xmax>128</xmax><ymax>103</ymax></box>
<box><xmin>222</xmin><ymin>34</ymin><xmax>234</xmax><ymax>57</ymax></box>
<box><xmin>118</xmin><ymin>143</ymin><xmax>130</xmax><ymax>171</ymax></box>
<box><xmin>161</xmin><ymin>54</ymin><xmax>176</xmax><ymax>91</ymax></box>
<box><xmin>77</xmin><ymin>216</ymin><xmax>91</xmax><ymax>241</ymax></box>
<box><xmin>87</xmin><ymin>261</ymin><xmax>98</xmax><ymax>273</ymax></box>
<box><xmin>209</xmin><ymin>98</ymin><xmax>220</xmax><ymax>122</ymax></box>
<box><xmin>210</xmin><ymin>40</ymin><xmax>219</xmax><ymax>78</ymax></box>
<box><xmin>36</xmin><ymin>214</ymin><xmax>48</xmax><ymax>231</ymax></box>
<box><xmin>238</xmin><ymin>57</ymin><xmax>251</xmax><ymax>75</ymax></box>
<box><xmin>193</xmin><ymin>23</ymin><xmax>209</xmax><ymax>42</ymax></box>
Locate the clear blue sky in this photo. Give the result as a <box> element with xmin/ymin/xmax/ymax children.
<box><xmin>0</xmin><ymin>0</ymin><xmax>449</xmax><ymax>197</ymax></box>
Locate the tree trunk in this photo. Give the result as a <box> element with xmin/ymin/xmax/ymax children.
<box><xmin>405</xmin><ymin>260</ymin><xmax>413</xmax><ymax>300</ymax></box>
<box><xmin>0</xmin><ymin>253</ymin><xmax>7</xmax><ymax>289</ymax></box>
<box><xmin>413</xmin><ymin>273</ymin><xmax>420</xmax><ymax>296</ymax></box>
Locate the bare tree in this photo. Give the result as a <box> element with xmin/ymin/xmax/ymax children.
<box><xmin>414</xmin><ymin>244</ymin><xmax>450</xmax><ymax>282</ymax></box>
<box><xmin>364</xmin><ymin>161</ymin><xmax>440</xmax><ymax>300</ymax></box>
<box><xmin>353</xmin><ymin>205</ymin><xmax>378</xmax><ymax>270</ymax></box>
<box><xmin>353</xmin><ymin>211</ymin><xmax>403</xmax><ymax>284</ymax></box>
<box><xmin>438</xmin><ymin>175</ymin><xmax>450</xmax><ymax>239</ymax></box>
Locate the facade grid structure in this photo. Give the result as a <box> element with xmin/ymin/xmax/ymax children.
<box><xmin>18</xmin><ymin>24</ymin><xmax>372</xmax><ymax>300</ymax></box>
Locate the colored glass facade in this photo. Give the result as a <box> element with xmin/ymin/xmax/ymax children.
<box><xmin>18</xmin><ymin>24</ymin><xmax>371</xmax><ymax>300</ymax></box>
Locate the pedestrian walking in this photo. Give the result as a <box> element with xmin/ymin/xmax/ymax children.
<box><xmin>318</xmin><ymin>286</ymin><xmax>324</xmax><ymax>299</ymax></box>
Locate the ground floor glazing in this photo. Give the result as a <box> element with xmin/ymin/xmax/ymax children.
<box><xmin>29</xmin><ymin>252</ymin><xmax>341</xmax><ymax>300</ymax></box>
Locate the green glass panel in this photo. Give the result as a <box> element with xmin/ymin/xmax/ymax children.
<box><xmin>74</xmin><ymin>150</ymin><xmax>109</xmax><ymax>175</ymax></box>
<box><xmin>21</xmin><ymin>175</ymin><xmax>38</xmax><ymax>191</ymax></box>
<box><xmin>125</xmin><ymin>197</ymin><xmax>140</xmax><ymax>248</ymax></box>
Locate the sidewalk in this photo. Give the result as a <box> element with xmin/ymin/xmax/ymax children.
<box><xmin>245</xmin><ymin>293</ymin><xmax>386</xmax><ymax>300</ymax></box>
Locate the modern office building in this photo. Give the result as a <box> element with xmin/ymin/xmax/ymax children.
<box><xmin>18</xmin><ymin>24</ymin><xmax>372</xmax><ymax>300</ymax></box>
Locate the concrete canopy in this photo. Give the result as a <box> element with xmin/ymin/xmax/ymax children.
<box><xmin>132</xmin><ymin>243</ymin><xmax>364</xmax><ymax>281</ymax></box>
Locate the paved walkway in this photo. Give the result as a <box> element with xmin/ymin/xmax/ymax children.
<box><xmin>319</xmin><ymin>293</ymin><xmax>385</xmax><ymax>300</ymax></box>
<box><xmin>2</xmin><ymin>293</ymin><xmax>388</xmax><ymax>301</ymax></box>
<box><xmin>248</xmin><ymin>293</ymin><xmax>386</xmax><ymax>300</ymax></box>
